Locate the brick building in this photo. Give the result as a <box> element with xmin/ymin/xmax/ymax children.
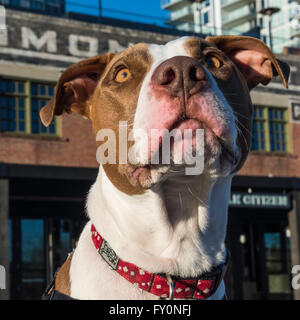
<box><xmin>0</xmin><ymin>8</ymin><xmax>300</xmax><ymax>300</ymax></box>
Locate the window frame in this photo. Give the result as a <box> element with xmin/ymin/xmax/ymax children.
<box><xmin>251</xmin><ymin>105</ymin><xmax>290</xmax><ymax>154</ymax></box>
<box><xmin>252</xmin><ymin>106</ymin><xmax>267</xmax><ymax>151</ymax></box>
<box><xmin>0</xmin><ymin>78</ymin><xmax>27</xmax><ymax>133</ymax></box>
<box><xmin>0</xmin><ymin>76</ymin><xmax>61</xmax><ymax>137</ymax></box>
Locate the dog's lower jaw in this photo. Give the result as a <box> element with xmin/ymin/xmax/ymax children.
<box><xmin>69</xmin><ymin>165</ymin><xmax>232</xmax><ymax>299</ymax></box>
<box><xmin>125</xmin><ymin>141</ymin><xmax>238</xmax><ymax>190</ymax></box>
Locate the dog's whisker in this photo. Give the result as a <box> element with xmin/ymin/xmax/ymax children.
<box><xmin>178</xmin><ymin>192</ymin><xmax>183</xmax><ymax>211</ymax></box>
<box><xmin>235</xmin><ymin>118</ymin><xmax>252</xmax><ymax>136</ymax></box>
<box><xmin>236</xmin><ymin>125</ymin><xmax>250</xmax><ymax>151</ymax></box>
<box><xmin>233</xmin><ymin>111</ymin><xmax>251</xmax><ymax>121</ymax></box>
<box><xmin>186</xmin><ymin>184</ymin><xmax>208</xmax><ymax>208</ymax></box>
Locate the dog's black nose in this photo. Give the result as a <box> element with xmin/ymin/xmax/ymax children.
<box><xmin>151</xmin><ymin>56</ymin><xmax>206</xmax><ymax>99</ymax></box>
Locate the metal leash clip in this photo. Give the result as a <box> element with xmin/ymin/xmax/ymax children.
<box><xmin>166</xmin><ymin>274</ymin><xmax>174</xmax><ymax>300</ymax></box>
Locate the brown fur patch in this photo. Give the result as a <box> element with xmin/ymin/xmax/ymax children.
<box><xmin>54</xmin><ymin>253</ymin><xmax>73</xmax><ymax>296</ymax></box>
<box><xmin>40</xmin><ymin>43</ymin><xmax>153</xmax><ymax>195</ymax></box>
<box><xmin>90</xmin><ymin>44</ymin><xmax>153</xmax><ymax>195</ymax></box>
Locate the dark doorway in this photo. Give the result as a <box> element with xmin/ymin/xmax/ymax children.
<box><xmin>10</xmin><ymin>216</ymin><xmax>85</xmax><ymax>300</ymax></box>
<box><xmin>226</xmin><ymin>209</ymin><xmax>293</xmax><ymax>300</ymax></box>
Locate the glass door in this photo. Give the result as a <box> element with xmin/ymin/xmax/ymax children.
<box><xmin>264</xmin><ymin>227</ymin><xmax>292</xmax><ymax>299</ymax></box>
<box><xmin>10</xmin><ymin>217</ymin><xmax>78</xmax><ymax>300</ymax></box>
<box><xmin>21</xmin><ymin>219</ymin><xmax>45</xmax><ymax>300</ymax></box>
<box><xmin>240</xmin><ymin>222</ymin><xmax>292</xmax><ymax>299</ymax></box>
<box><xmin>47</xmin><ymin>218</ymin><xmax>74</xmax><ymax>281</ymax></box>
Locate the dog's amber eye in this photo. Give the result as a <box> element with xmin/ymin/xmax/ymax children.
<box><xmin>208</xmin><ymin>56</ymin><xmax>221</xmax><ymax>69</ymax></box>
<box><xmin>115</xmin><ymin>68</ymin><xmax>131</xmax><ymax>83</ymax></box>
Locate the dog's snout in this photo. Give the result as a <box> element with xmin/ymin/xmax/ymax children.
<box><xmin>151</xmin><ymin>56</ymin><xmax>206</xmax><ymax>98</ymax></box>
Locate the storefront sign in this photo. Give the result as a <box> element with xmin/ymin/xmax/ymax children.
<box><xmin>229</xmin><ymin>192</ymin><xmax>291</xmax><ymax>210</ymax></box>
<box><xmin>291</xmin><ymin>102</ymin><xmax>300</xmax><ymax>122</ymax></box>
<box><xmin>0</xmin><ymin>9</ymin><xmax>173</xmax><ymax>67</ymax></box>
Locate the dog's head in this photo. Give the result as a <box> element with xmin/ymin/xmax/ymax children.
<box><xmin>40</xmin><ymin>36</ymin><xmax>289</xmax><ymax>195</ymax></box>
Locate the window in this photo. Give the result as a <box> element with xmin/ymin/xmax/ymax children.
<box><xmin>268</xmin><ymin>108</ymin><xmax>287</xmax><ymax>152</ymax></box>
<box><xmin>31</xmin><ymin>0</ymin><xmax>45</xmax><ymax>10</ymax></box>
<box><xmin>203</xmin><ymin>11</ymin><xmax>209</xmax><ymax>25</ymax></box>
<box><xmin>19</xmin><ymin>0</ymin><xmax>30</xmax><ymax>8</ymax></box>
<box><xmin>251</xmin><ymin>106</ymin><xmax>289</xmax><ymax>153</ymax></box>
<box><xmin>252</xmin><ymin>106</ymin><xmax>265</xmax><ymax>151</ymax></box>
<box><xmin>30</xmin><ymin>82</ymin><xmax>56</xmax><ymax>134</ymax></box>
<box><xmin>0</xmin><ymin>78</ymin><xmax>58</xmax><ymax>135</ymax></box>
<box><xmin>0</xmin><ymin>79</ymin><xmax>26</xmax><ymax>132</ymax></box>
<box><xmin>46</xmin><ymin>0</ymin><xmax>60</xmax><ymax>4</ymax></box>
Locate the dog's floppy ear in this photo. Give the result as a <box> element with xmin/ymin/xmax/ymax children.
<box><xmin>40</xmin><ymin>52</ymin><xmax>115</xmax><ymax>127</ymax></box>
<box><xmin>205</xmin><ymin>35</ymin><xmax>290</xmax><ymax>90</ymax></box>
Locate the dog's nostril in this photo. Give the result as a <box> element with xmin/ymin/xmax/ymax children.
<box><xmin>189</xmin><ymin>66</ymin><xmax>205</xmax><ymax>82</ymax></box>
<box><xmin>189</xmin><ymin>66</ymin><xmax>199</xmax><ymax>82</ymax></box>
<box><xmin>161</xmin><ymin>68</ymin><xmax>176</xmax><ymax>85</ymax></box>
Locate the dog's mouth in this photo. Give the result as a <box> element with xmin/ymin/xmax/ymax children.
<box><xmin>126</xmin><ymin>117</ymin><xmax>239</xmax><ymax>189</ymax></box>
<box><xmin>126</xmin><ymin>163</ymin><xmax>165</xmax><ymax>189</ymax></box>
<box><xmin>169</xmin><ymin>117</ymin><xmax>204</xmax><ymax>133</ymax></box>
<box><xmin>131</xmin><ymin>165</ymin><xmax>150</xmax><ymax>182</ymax></box>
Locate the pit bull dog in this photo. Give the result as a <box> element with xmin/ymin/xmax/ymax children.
<box><xmin>40</xmin><ymin>36</ymin><xmax>289</xmax><ymax>300</ymax></box>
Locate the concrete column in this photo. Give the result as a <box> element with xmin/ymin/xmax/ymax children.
<box><xmin>288</xmin><ymin>190</ymin><xmax>300</xmax><ymax>300</ymax></box>
<box><xmin>0</xmin><ymin>179</ymin><xmax>9</xmax><ymax>300</ymax></box>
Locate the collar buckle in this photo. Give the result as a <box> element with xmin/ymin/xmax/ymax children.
<box><xmin>166</xmin><ymin>274</ymin><xmax>174</xmax><ymax>300</ymax></box>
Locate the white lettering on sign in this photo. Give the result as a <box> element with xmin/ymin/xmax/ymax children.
<box><xmin>1</xmin><ymin>22</ymin><xmax>140</xmax><ymax>58</ymax></box>
<box><xmin>21</xmin><ymin>27</ymin><xmax>57</xmax><ymax>53</ymax></box>
<box><xmin>0</xmin><ymin>5</ymin><xmax>7</xmax><ymax>46</ymax></box>
<box><xmin>68</xmin><ymin>34</ymin><xmax>98</xmax><ymax>58</ymax></box>
<box><xmin>0</xmin><ymin>5</ymin><xmax>5</xmax><ymax>30</ymax></box>
<box><xmin>230</xmin><ymin>193</ymin><xmax>290</xmax><ymax>208</ymax></box>
<box><xmin>243</xmin><ymin>194</ymin><xmax>252</xmax><ymax>205</ymax></box>
<box><xmin>295</xmin><ymin>105</ymin><xmax>300</xmax><ymax>118</ymax></box>
<box><xmin>229</xmin><ymin>193</ymin><xmax>241</xmax><ymax>206</ymax></box>
<box><xmin>108</xmin><ymin>39</ymin><xmax>126</xmax><ymax>53</ymax></box>
<box><xmin>108</xmin><ymin>39</ymin><xmax>135</xmax><ymax>53</ymax></box>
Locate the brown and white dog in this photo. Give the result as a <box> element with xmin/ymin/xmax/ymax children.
<box><xmin>40</xmin><ymin>36</ymin><xmax>289</xmax><ymax>300</ymax></box>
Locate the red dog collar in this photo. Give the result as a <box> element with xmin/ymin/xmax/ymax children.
<box><xmin>91</xmin><ymin>224</ymin><xmax>229</xmax><ymax>300</ymax></box>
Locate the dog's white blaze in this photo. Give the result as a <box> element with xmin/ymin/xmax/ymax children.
<box><xmin>133</xmin><ymin>37</ymin><xmax>190</xmax><ymax>164</ymax></box>
<box><xmin>133</xmin><ymin>38</ymin><xmax>187</xmax><ymax>159</ymax></box>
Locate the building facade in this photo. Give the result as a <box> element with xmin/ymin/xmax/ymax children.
<box><xmin>0</xmin><ymin>8</ymin><xmax>300</xmax><ymax>300</ymax></box>
<box><xmin>162</xmin><ymin>0</ymin><xmax>300</xmax><ymax>53</ymax></box>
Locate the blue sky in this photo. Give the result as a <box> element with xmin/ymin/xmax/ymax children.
<box><xmin>66</xmin><ymin>0</ymin><xmax>170</xmax><ymax>27</ymax></box>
